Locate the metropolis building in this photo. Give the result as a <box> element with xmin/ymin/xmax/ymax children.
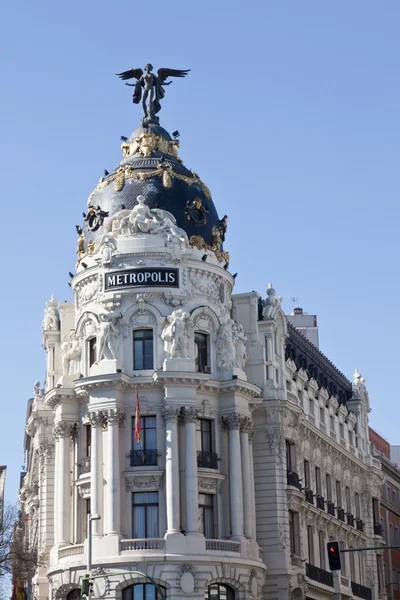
<box><xmin>18</xmin><ymin>74</ymin><xmax>387</xmax><ymax>600</ymax></box>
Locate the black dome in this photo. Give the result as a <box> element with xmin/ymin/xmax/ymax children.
<box><xmin>84</xmin><ymin>121</ymin><xmax>223</xmax><ymax>250</ymax></box>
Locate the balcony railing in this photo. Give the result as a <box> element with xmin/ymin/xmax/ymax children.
<box><xmin>77</xmin><ymin>456</ymin><xmax>91</xmax><ymax>474</ymax></box>
<box><xmin>130</xmin><ymin>449</ymin><xmax>158</xmax><ymax>467</ymax></box>
<box><xmin>327</xmin><ymin>500</ymin><xmax>335</xmax><ymax>516</ymax></box>
<box><xmin>306</xmin><ymin>563</ymin><xmax>333</xmax><ymax>587</ymax></box>
<box><xmin>197</xmin><ymin>451</ymin><xmax>218</xmax><ymax>469</ymax></box>
<box><xmin>120</xmin><ymin>538</ymin><xmax>165</xmax><ymax>551</ymax></box>
<box><xmin>337</xmin><ymin>507</ymin><xmax>345</xmax><ymax>522</ymax></box>
<box><xmin>356</xmin><ymin>519</ymin><xmax>364</xmax><ymax>532</ymax></box>
<box><xmin>206</xmin><ymin>539</ymin><xmax>240</xmax><ymax>553</ymax></box>
<box><xmin>351</xmin><ymin>581</ymin><xmax>372</xmax><ymax>600</ymax></box>
<box><xmin>374</xmin><ymin>523</ymin><xmax>383</xmax><ymax>536</ymax></box>
<box><xmin>347</xmin><ymin>513</ymin><xmax>355</xmax><ymax>527</ymax></box>
<box><xmin>305</xmin><ymin>489</ymin><xmax>314</xmax><ymax>504</ymax></box>
<box><xmin>287</xmin><ymin>471</ymin><xmax>301</xmax><ymax>489</ymax></box>
<box><xmin>316</xmin><ymin>495</ymin><xmax>325</xmax><ymax>510</ymax></box>
<box><xmin>59</xmin><ymin>544</ymin><xmax>84</xmax><ymax>559</ymax></box>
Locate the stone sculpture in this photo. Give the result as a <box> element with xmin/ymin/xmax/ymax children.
<box><xmin>217</xmin><ymin>319</ymin><xmax>236</xmax><ymax>370</ymax></box>
<box><xmin>262</xmin><ymin>284</ymin><xmax>282</xmax><ymax>320</ymax></box>
<box><xmin>61</xmin><ymin>331</ymin><xmax>82</xmax><ymax>376</ymax></box>
<box><xmin>96</xmin><ymin>313</ymin><xmax>121</xmax><ymax>363</ymax></box>
<box><xmin>42</xmin><ymin>295</ymin><xmax>59</xmax><ymax>331</ymax></box>
<box><xmin>353</xmin><ymin>368</ymin><xmax>367</xmax><ymax>397</ymax></box>
<box><xmin>161</xmin><ymin>310</ymin><xmax>190</xmax><ymax>359</ymax></box>
<box><xmin>233</xmin><ymin>323</ymin><xmax>248</xmax><ymax>370</ymax></box>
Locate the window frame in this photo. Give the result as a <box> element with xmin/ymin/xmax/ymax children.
<box><xmin>286</xmin><ymin>440</ymin><xmax>296</xmax><ymax>473</ymax></box>
<box><xmin>205</xmin><ymin>584</ymin><xmax>235</xmax><ymax>600</ymax></box>
<box><xmin>199</xmin><ymin>492</ymin><xmax>215</xmax><ymax>539</ymax></box>
<box><xmin>89</xmin><ymin>337</ymin><xmax>97</xmax><ymax>368</ymax></box>
<box><xmin>133</xmin><ymin>329</ymin><xmax>154</xmax><ymax>371</ymax></box>
<box><xmin>194</xmin><ymin>331</ymin><xmax>210</xmax><ymax>373</ymax></box>
<box><xmin>304</xmin><ymin>459</ymin><xmax>311</xmax><ymax>489</ymax></box>
<box><xmin>289</xmin><ymin>510</ymin><xmax>300</xmax><ymax>556</ymax></box>
<box><xmin>307</xmin><ymin>525</ymin><xmax>315</xmax><ymax>565</ymax></box>
<box><xmin>132</xmin><ymin>491</ymin><xmax>159</xmax><ymax>539</ymax></box>
<box><xmin>123</xmin><ymin>583</ymin><xmax>166</xmax><ymax>600</ymax></box>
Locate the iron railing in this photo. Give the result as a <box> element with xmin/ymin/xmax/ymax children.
<box><xmin>130</xmin><ymin>449</ymin><xmax>158</xmax><ymax>467</ymax></box>
<box><xmin>337</xmin><ymin>507</ymin><xmax>345</xmax><ymax>522</ymax></box>
<box><xmin>306</xmin><ymin>563</ymin><xmax>333</xmax><ymax>587</ymax></box>
<box><xmin>327</xmin><ymin>500</ymin><xmax>335</xmax><ymax>516</ymax></box>
<box><xmin>356</xmin><ymin>519</ymin><xmax>364</xmax><ymax>532</ymax></box>
<box><xmin>374</xmin><ymin>523</ymin><xmax>383</xmax><ymax>536</ymax></box>
<box><xmin>287</xmin><ymin>471</ymin><xmax>301</xmax><ymax>489</ymax></box>
<box><xmin>197</xmin><ymin>451</ymin><xmax>218</xmax><ymax>469</ymax></box>
<box><xmin>316</xmin><ymin>495</ymin><xmax>325</xmax><ymax>510</ymax></box>
<box><xmin>351</xmin><ymin>581</ymin><xmax>372</xmax><ymax>600</ymax></box>
<box><xmin>305</xmin><ymin>489</ymin><xmax>314</xmax><ymax>505</ymax></box>
<box><xmin>347</xmin><ymin>513</ymin><xmax>355</xmax><ymax>527</ymax></box>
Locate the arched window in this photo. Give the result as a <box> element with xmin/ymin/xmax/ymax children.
<box><xmin>123</xmin><ymin>583</ymin><xmax>165</xmax><ymax>600</ymax></box>
<box><xmin>205</xmin><ymin>584</ymin><xmax>235</xmax><ymax>600</ymax></box>
<box><xmin>67</xmin><ymin>590</ymin><xmax>81</xmax><ymax>600</ymax></box>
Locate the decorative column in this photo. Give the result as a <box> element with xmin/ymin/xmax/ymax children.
<box><xmin>183</xmin><ymin>407</ymin><xmax>200</xmax><ymax>535</ymax></box>
<box><xmin>105</xmin><ymin>409</ymin><xmax>124</xmax><ymax>535</ymax></box>
<box><xmin>53</xmin><ymin>421</ymin><xmax>73</xmax><ymax>545</ymax></box>
<box><xmin>248</xmin><ymin>430</ymin><xmax>257</xmax><ymax>540</ymax></box>
<box><xmin>223</xmin><ymin>413</ymin><xmax>244</xmax><ymax>539</ymax></box>
<box><xmin>240</xmin><ymin>417</ymin><xmax>254</xmax><ymax>539</ymax></box>
<box><xmin>162</xmin><ymin>406</ymin><xmax>181</xmax><ymax>534</ymax></box>
<box><xmin>89</xmin><ymin>411</ymin><xmax>105</xmax><ymax>536</ymax></box>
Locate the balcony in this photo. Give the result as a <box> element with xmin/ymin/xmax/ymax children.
<box><xmin>130</xmin><ymin>449</ymin><xmax>158</xmax><ymax>467</ymax></box>
<box><xmin>59</xmin><ymin>544</ymin><xmax>84</xmax><ymax>560</ymax></box>
<box><xmin>305</xmin><ymin>489</ymin><xmax>314</xmax><ymax>505</ymax></box>
<box><xmin>77</xmin><ymin>456</ymin><xmax>91</xmax><ymax>474</ymax></box>
<box><xmin>347</xmin><ymin>513</ymin><xmax>355</xmax><ymax>527</ymax></box>
<box><xmin>197</xmin><ymin>451</ymin><xmax>218</xmax><ymax>470</ymax></box>
<box><xmin>356</xmin><ymin>519</ymin><xmax>364</xmax><ymax>532</ymax></box>
<box><xmin>327</xmin><ymin>500</ymin><xmax>335</xmax><ymax>516</ymax></box>
<box><xmin>120</xmin><ymin>538</ymin><xmax>165</xmax><ymax>551</ymax></box>
<box><xmin>206</xmin><ymin>539</ymin><xmax>240</xmax><ymax>553</ymax></box>
<box><xmin>374</xmin><ymin>523</ymin><xmax>383</xmax><ymax>536</ymax></box>
<box><xmin>337</xmin><ymin>507</ymin><xmax>345</xmax><ymax>522</ymax></box>
<box><xmin>351</xmin><ymin>581</ymin><xmax>372</xmax><ymax>600</ymax></box>
<box><xmin>306</xmin><ymin>563</ymin><xmax>333</xmax><ymax>587</ymax></box>
<box><xmin>287</xmin><ymin>471</ymin><xmax>301</xmax><ymax>489</ymax></box>
<box><xmin>316</xmin><ymin>495</ymin><xmax>325</xmax><ymax>510</ymax></box>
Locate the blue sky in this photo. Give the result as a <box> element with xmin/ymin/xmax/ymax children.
<box><xmin>1</xmin><ymin>0</ymin><xmax>400</xmax><ymax>501</ymax></box>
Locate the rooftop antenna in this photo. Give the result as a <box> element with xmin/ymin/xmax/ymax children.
<box><xmin>290</xmin><ymin>297</ymin><xmax>298</xmax><ymax>313</ymax></box>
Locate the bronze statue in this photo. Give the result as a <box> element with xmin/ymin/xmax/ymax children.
<box><xmin>116</xmin><ymin>64</ymin><xmax>190</xmax><ymax>121</ymax></box>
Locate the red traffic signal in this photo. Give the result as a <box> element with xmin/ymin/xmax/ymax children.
<box><xmin>327</xmin><ymin>541</ymin><xmax>341</xmax><ymax>571</ymax></box>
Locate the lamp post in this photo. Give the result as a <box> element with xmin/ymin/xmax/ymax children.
<box><xmin>87</xmin><ymin>513</ymin><xmax>101</xmax><ymax>573</ymax></box>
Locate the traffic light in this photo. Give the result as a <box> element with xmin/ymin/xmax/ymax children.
<box><xmin>81</xmin><ymin>575</ymin><xmax>93</xmax><ymax>598</ymax></box>
<box><xmin>327</xmin><ymin>541</ymin><xmax>341</xmax><ymax>571</ymax></box>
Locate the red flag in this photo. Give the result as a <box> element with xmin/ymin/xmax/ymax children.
<box><xmin>135</xmin><ymin>391</ymin><xmax>142</xmax><ymax>446</ymax></box>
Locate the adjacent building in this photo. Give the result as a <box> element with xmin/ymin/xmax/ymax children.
<box><xmin>18</xmin><ymin>92</ymin><xmax>388</xmax><ymax>600</ymax></box>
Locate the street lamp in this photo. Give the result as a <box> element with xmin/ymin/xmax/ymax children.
<box><xmin>87</xmin><ymin>513</ymin><xmax>101</xmax><ymax>572</ymax></box>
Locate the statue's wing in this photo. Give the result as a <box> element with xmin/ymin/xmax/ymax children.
<box><xmin>157</xmin><ymin>68</ymin><xmax>190</xmax><ymax>82</ymax></box>
<box><xmin>116</xmin><ymin>68</ymin><xmax>143</xmax><ymax>81</ymax></box>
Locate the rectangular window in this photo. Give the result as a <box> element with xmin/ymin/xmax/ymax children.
<box><xmin>307</xmin><ymin>526</ymin><xmax>315</xmax><ymax>565</ymax></box>
<box><xmin>346</xmin><ymin>486</ymin><xmax>352</xmax><ymax>514</ymax></box>
<box><xmin>319</xmin><ymin>531</ymin><xmax>325</xmax><ymax>569</ymax></box>
<box><xmin>326</xmin><ymin>474</ymin><xmax>332</xmax><ymax>501</ymax></box>
<box><xmin>304</xmin><ymin>460</ymin><xmax>311</xmax><ymax>489</ymax></box>
<box><xmin>289</xmin><ymin>511</ymin><xmax>300</xmax><ymax>556</ymax></box>
<box><xmin>340</xmin><ymin>423</ymin><xmax>344</xmax><ymax>439</ymax></box>
<box><xmin>132</xmin><ymin>491</ymin><xmax>159</xmax><ymax>538</ymax></box>
<box><xmin>315</xmin><ymin>467</ymin><xmax>322</xmax><ymax>495</ymax></box>
<box><xmin>359</xmin><ymin>554</ymin><xmax>364</xmax><ymax>585</ymax></box>
<box><xmin>298</xmin><ymin>390</ymin><xmax>303</xmax><ymax>408</ymax></box>
<box><xmin>390</xmin><ymin>524</ymin><xmax>394</xmax><ymax>545</ymax></box>
<box><xmin>336</xmin><ymin>481</ymin><xmax>342</xmax><ymax>508</ymax></box>
<box><xmin>197</xmin><ymin>419</ymin><xmax>213</xmax><ymax>453</ymax></box>
<box><xmin>319</xmin><ymin>407</ymin><xmax>325</xmax><ymax>424</ymax></box>
<box><xmin>131</xmin><ymin>416</ymin><xmax>157</xmax><ymax>466</ymax></box>
<box><xmin>350</xmin><ymin>548</ymin><xmax>356</xmax><ymax>582</ymax></box>
<box><xmin>355</xmin><ymin>493</ymin><xmax>361</xmax><ymax>519</ymax></box>
<box><xmin>85</xmin><ymin>424</ymin><xmax>91</xmax><ymax>457</ymax></box>
<box><xmin>286</xmin><ymin>441</ymin><xmax>296</xmax><ymax>473</ymax></box>
<box><xmin>393</xmin><ymin>490</ymin><xmax>397</xmax><ymax>506</ymax></box>
<box><xmin>199</xmin><ymin>493</ymin><xmax>215</xmax><ymax>538</ymax></box>
<box><xmin>349</xmin><ymin>430</ymin><xmax>354</xmax><ymax>446</ymax></box>
<box><xmin>372</xmin><ymin>497</ymin><xmax>380</xmax><ymax>524</ymax></box>
<box><xmin>330</xmin><ymin>415</ymin><xmax>335</xmax><ymax>432</ymax></box>
<box><xmin>395</xmin><ymin>527</ymin><xmax>399</xmax><ymax>545</ymax></box>
<box><xmin>377</xmin><ymin>556</ymin><xmax>384</xmax><ymax>591</ymax></box>
<box><xmin>133</xmin><ymin>329</ymin><xmax>154</xmax><ymax>370</ymax></box>
<box><xmin>194</xmin><ymin>332</ymin><xmax>210</xmax><ymax>372</ymax></box>
<box><xmin>340</xmin><ymin>541</ymin><xmax>346</xmax><ymax>575</ymax></box>
<box><xmin>309</xmin><ymin>398</ymin><xmax>314</xmax><ymax>416</ymax></box>
<box><xmin>89</xmin><ymin>337</ymin><xmax>97</xmax><ymax>367</ymax></box>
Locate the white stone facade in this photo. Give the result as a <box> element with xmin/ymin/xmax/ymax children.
<box><xmin>19</xmin><ymin>149</ymin><xmax>386</xmax><ymax>600</ymax></box>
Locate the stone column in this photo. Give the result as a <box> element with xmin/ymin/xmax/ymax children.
<box><xmin>105</xmin><ymin>409</ymin><xmax>124</xmax><ymax>535</ymax></box>
<box><xmin>89</xmin><ymin>411</ymin><xmax>105</xmax><ymax>536</ymax></box>
<box><xmin>224</xmin><ymin>413</ymin><xmax>244</xmax><ymax>539</ymax></box>
<box><xmin>183</xmin><ymin>407</ymin><xmax>200</xmax><ymax>535</ymax></box>
<box><xmin>163</xmin><ymin>406</ymin><xmax>181</xmax><ymax>534</ymax></box>
<box><xmin>248</xmin><ymin>431</ymin><xmax>257</xmax><ymax>540</ymax></box>
<box><xmin>241</xmin><ymin>417</ymin><xmax>254</xmax><ymax>539</ymax></box>
<box><xmin>53</xmin><ymin>421</ymin><xmax>73</xmax><ymax>545</ymax></box>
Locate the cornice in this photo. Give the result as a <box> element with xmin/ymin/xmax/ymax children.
<box><xmin>45</xmin><ymin>387</ymin><xmax>76</xmax><ymax>410</ymax></box>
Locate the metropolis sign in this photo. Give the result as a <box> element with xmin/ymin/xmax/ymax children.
<box><xmin>105</xmin><ymin>268</ymin><xmax>179</xmax><ymax>291</ymax></box>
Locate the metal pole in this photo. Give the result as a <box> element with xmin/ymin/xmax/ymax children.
<box><xmin>87</xmin><ymin>513</ymin><xmax>92</xmax><ymax>573</ymax></box>
<box><xmin>341</xmin><ymin>544</ymin><xmax>400</xmax><ymax>553</ymax></box>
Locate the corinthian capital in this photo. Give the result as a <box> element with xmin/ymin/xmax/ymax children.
<box><xmin>221</xmin><ymin>412</ymin><xmax>246</xmax><ymax>430</ymax></box>
<box><xmin>162</xmin><ymin>405</ymin><xmax>181</xmax><ymax>423</ymax></box>
<box><xmin>52</xmin><ymin>421</ymin><xmax>76</xmax><ymax>440</ymax></box>
<box><xmin>105</xmin><ymin>408</ymin><xmax>125</xmax><ymax>427</ymax></box>
<box><xmin>182</xmin><ymin>406</ymin><xmax>199</xmax><ymax>423</ymax></box>
<box><xmin>240</xmin><ymin>416</ymin><xmax>253</xmax><ymax>433</ymax></box>
<box><xmin>88</xmin><ymin>410</ymin><xmax>106</xmax><ymax>428</ymax></box>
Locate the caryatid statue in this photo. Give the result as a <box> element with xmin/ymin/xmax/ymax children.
<box><xmin>116</xmin><ymin>64</ymin><xmax>190</xmax><ymax>121</ymax></box>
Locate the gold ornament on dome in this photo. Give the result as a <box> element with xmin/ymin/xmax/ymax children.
<box><xmin>188</xmin><ymin>233</ymin><xmax>229</xmax><ymax>264</ymax></box>
<box><xmin>87</xmin><ymin>163</ymin><xmax>212</xmax><ymax>206</ymax></box>
<box><xmin>120</xmin><ymin>132</ymin><xmax>182</xmax><ymax>161</ymax></box>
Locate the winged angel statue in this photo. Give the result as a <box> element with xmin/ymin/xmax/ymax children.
<box><xmin>116</xmin><ymin>64</ymin><xmax>190</xmax><ymax>121</ymax></box>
